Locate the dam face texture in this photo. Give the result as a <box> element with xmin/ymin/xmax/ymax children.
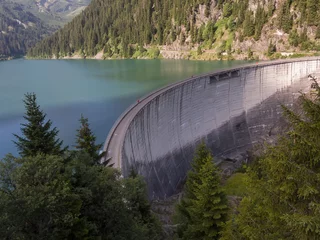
<box><xmin>104</xmin><ymin>58</ymin><xmax>320</xmax><ymax>200</ymax></box>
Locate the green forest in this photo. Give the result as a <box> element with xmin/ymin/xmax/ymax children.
<box><xmin>2</xmin><ymin>81</ymin><xmax>320</xmax><ymax>238</ymax></box>
<box><xmin>0</xmin><ymin>2</ymin><xmax>57</xmax><ymax>59</ymax></box>
<box><xmin>0</xmin><ymin>0</ymin><xmax>91</xmax><ymax>59</ymax></box>
<box><xmin>28</xmin><ymin>0</ymin><xmax>320</xmax><ymax>60</ymax></box>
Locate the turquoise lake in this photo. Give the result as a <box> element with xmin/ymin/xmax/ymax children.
<box><xmin>0</xmin><ymin>59</ymin><xmax>249</xmax><ymax>158</ymax></box>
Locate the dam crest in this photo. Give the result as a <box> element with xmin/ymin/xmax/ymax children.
<box><xmin>103</xmin><ymin>58</ymin><xmax>320</xmax><ymax>200</ymax></box>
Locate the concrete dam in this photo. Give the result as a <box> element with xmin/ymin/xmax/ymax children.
<box><xmin>103</xmin><ymin>58</ymin><xmax>320</xmax><ymax>200</ymax></box>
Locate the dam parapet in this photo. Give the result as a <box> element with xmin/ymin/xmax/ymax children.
<box><xmin>104</xmin><ymin>58</ymin><xmax>320</xmax><ymax>200</ymax></box>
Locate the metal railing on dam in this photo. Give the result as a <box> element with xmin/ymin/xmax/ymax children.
<box><xmin>103</xmin><ymin>57</ymin><xmax>320</xmax><ymax>199</ymax></box>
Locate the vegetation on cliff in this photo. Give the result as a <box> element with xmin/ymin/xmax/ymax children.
<box><xmin>28</xmin><ymin>0</ymin><xmax>320</xmax><ymax>60</ymax></box>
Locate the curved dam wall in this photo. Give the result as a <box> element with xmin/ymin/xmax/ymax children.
<box><xmin>105</xmin><ymin>58</ymin><xmax>320</xmax><ymax>200</ymax></box>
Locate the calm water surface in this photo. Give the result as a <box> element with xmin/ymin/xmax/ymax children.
<box><xmin>0</xmin><ymin>59</ymin><xmax>249</xmax><ymax>158</ymax></box>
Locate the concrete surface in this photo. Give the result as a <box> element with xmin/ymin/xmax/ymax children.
<box><xmin>103</xmin><ymin>58</ymin><xmax>320</xmax><ymax>199</ymax></box>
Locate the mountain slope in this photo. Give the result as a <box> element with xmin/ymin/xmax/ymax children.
<box><xmin>0</xmin><ymin>0</ymin><xmax>90</xmax><ymax>59</ymax></box>
<box><xmin>28</xmin><ymin>0</ymin><xmax>320</xmax><ymax>60</ymax></box>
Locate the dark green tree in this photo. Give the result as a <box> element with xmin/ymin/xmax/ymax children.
<box><xmin>122</xmin><ymin>172</ymin><xmax>162</xmax><ymax>240</ymax></box>
<box><xmin>0</xmin><ymin>151</ymin><xmax>162</xmax><ymax>239</ymax></box>
<box><xmin>0</xmin><ymin>154</ymin><xmax>86</xmax><ymax>239</ymax></box>
<box><xmin>247</xmin><ymin>47</ymin><xmax>253</xmax><ymax>60</ymax></box>
<box><xmin>289</xmin><ymin>29</ymin><xmax>300</xmax><ymax>47</ymax></box>
<box><xmin>223</xmin><ymin>2</ymin><xmax>232</xmax><ymax>18</ymax></box>
<box><xmin>175</xmin><ymin>143</ymin><xmax>228</xmax><ymax>239</ymax></box>
<box><xmin>278</xmin><ymin>0</ymin><xmax>293</xmax><ymax>33</ymax></box>
<box><xmin>315</xmin><ymin>25</ymin><xmax>320</xmax><ymax>39</ymax></box>
<box><xmin>307</xmin><ymin>0</ymin><xmax>317</xmax><ymax>26</ymax></box>
<box><xmin>254</xmin><ymin>4</ymin><xmax>266</xmax><ymax>40</ymax></box>
<box><xmin>13</xmin><ymin>93</ymin><xmax>66</xmax><ymax>157</ymax></box>
<box><xmin>225</xmin><ymin>80</ymin><xmax>320</xmax><ymax>239</ymax></box>
<box><xmin>267</xmin><ymin>41</ymin><xmax>277</xmax><ymax>56</ymax></box>
<box><xmin>243</xmin><ymin>10</ymin><xmax>254</xmax><ymax>37</ymax></box>
<box><xmin>75</xmin><ymin>115</ymin><xmax>102</xmax><ymax>161</ymax></box>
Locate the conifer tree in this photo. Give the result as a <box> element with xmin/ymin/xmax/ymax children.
<box><xmin>75</xmin><ymin>115</ymin><xmax>102</xmax><ymax>161</ymax></box>
<box><xmin>13</xmin><ymin>93</ymin><xmax>66</xmax><ymax>157</ymax></box>
<box><xmin>227</xmin><ymin>80</ymin><xmax>320</xmax><ymax>239</ymax></box>
<box><xmin>278</xmin><ymin>0</ymin><xmax>293</xmax><ymax>33</ymax></box>
<box><xmin>175</xmin><ymin>143</ymin><xmax>228</xmax><ymax>239</ymax></box>
<box><xmin>243</xmin><ymin>10</ymin><xmax>254</xmax><ymax>37</ymax></box>
<box><xmin>267</xmin><ymin>41</ymin><xmax>276</xmax><ymax>56</ymax></box>
<box><xmin>307</xmin><ymin>0</ymin><xmax>317</xmax><ymax>26</ymax></box>
<box><xmin>315</xmin><ymin>25</ymin><xmax>320</xmax><ymax>39</ymax></box>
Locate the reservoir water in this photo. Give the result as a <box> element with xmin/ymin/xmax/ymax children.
<box><xmin>0</xmin><ymin>59</ymin><xmax>249</xmax><ymax>158</ymax></box>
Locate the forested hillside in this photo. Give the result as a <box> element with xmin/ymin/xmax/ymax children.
<box><xmin>0</xmin><ymin>4</ymin><xmax>55</xmax><ymax>59</ymax></box>
<box><xmin>28</xmin><ymin>0</ymin><xmax>320</xmax><ymax>60</ymax></box>
<box><xmin>0</xmin><ymin>0</ymin><xmax>90</xmax><ymax>59</ymax></box>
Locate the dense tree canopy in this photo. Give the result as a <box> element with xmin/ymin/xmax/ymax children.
<box><xmin>0</xmin><ymin>3</ymin><xmax>57</xmax><ymax>59</ymax></box>
<box><xmin>222</xmin><ymin>80</ymin><xmax>320</xmax><ymax>239</ymax></box>
<box><xmin>0</xmin><ymin>152</ymin><xmax>162</xmax><ymax>239</ymax></box>
<box><xmin>28</xmin><ymin>0</ymin><xmax>320</xmax><ymax>59</ymax></box>
<box><xmin>1</xmin><ymin>93</ymin><xmax>162</xmax><ymax>239</ymax></box>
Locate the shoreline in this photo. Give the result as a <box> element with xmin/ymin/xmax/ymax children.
<box><xmin>9</xmin><ymin>50</ymin><xmax>320</xmax><ymax>62</ymax></box>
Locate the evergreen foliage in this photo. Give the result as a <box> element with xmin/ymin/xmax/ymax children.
<box><xmin>13</xmin><ymin>93</ymin><xmax>66</xmax><ymax>157</ymax></box>
<box><xmin>0</xmin><ymin>152</ymin><xmax>162</xmax><ymax>239</ymax></box>
<box><xmin>0</xmin><ymin>154</ymin><xmax>85</xmax><ymax>239</ymax></box>
<box><xmin>267</xmin><ymin>41</ymin><xmax>277</xmax><ymax>56</ymax></box>
<box><xmin>26</xmin><ymin>0</ymin><xmax>320</xmax><ymax>59</ymax></box>
<box><xmin>222</xmin><ymin>80</ymin><xmax>320</xmax><ymax>239</ymax></box>
<box><xmin>278</xmin><ymin>0</ymin><xmax>293</xmax><ymax>33</ymax></box>
<box><xmin>0</xmin><ymin>0</ymin><xmax>90</xmax><ymax>59</ymax></box>
<box><xmin>75</xmin><ymin>114</ymin><xmax>102</xmax><ymax>162</ymax></box>
<box><xmin>1</xmin><ymin>92</ymin><xmax>162</xmax><ymax>239</ymax></box>
<box><xmin>175</xmin><ymin>143</ymin><xmax>228</xmax><ymax>239</ymax></box>
<box><xmin>243</xmin><ymin>10</ymin><xmax>255</xmax><ymax>37</ymax></box>
<box><xmin>0</xmin><ymin>6</ymin><xmax>57</xmax><ymax>59</ymax></box>
<box><xmin>254</xmin><ymin>4</ymin><xmax>266</xmax><ymax>41</ymax></box>
<box><xmin>122</xmin><ymin>173</ymin><xmax>162</xmax><ymax>239</ymax></box>
<box><xmin>289</xmin><ymin>29</ymin><xmax>300</xmax><ymax>47</ymax></box>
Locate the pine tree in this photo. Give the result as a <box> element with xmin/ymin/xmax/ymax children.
<box><xmin>315</xmin><ymin>25</ymin><xmax>320</xmax><ymax>39</ymax></box>
<box><xmin>75</xmin><ymin>115</ymin><xmax>102</xmax><ymax>163</ymax></box>
<box><xmin>289</xmin><ymin>29</ymin><xmax>300</xmax><ymax>46</ymax></box>
<box><xmin>229</xmin><ymin>80</ymin><xmax>320</xmax><ymax>239</ymax></box>
<box><xmin>13</xmin><ymin>93</ymin><xmax>66</xmax><ymax>157</ymax></box>
<box><xmin>278</xmin><ymin>0</ymin><xmax>293</xmax><ymax>33</ymax></box>
<box><xmin>175</xmin><ymin>143</ymin><xmax>228</xmax><ymax>239</ymax></box>
<box><xmin>267</xmin><ymin>41</ymin><xmax>276</xmax><ymax>56</ymax></box>
<box><xmin>197</xmin><ymin>46</ymin><xmax>202</xmax><ymax>55</ymax></box>
<box><xmin>307</xmin><ymin>0</ymin><xmax>317</xmax><ymax>26</ymax></box>
<box><xmin>243</xmin><ymin>10</ymin><xmax>254</xmax><ymax>37</ymax></box>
